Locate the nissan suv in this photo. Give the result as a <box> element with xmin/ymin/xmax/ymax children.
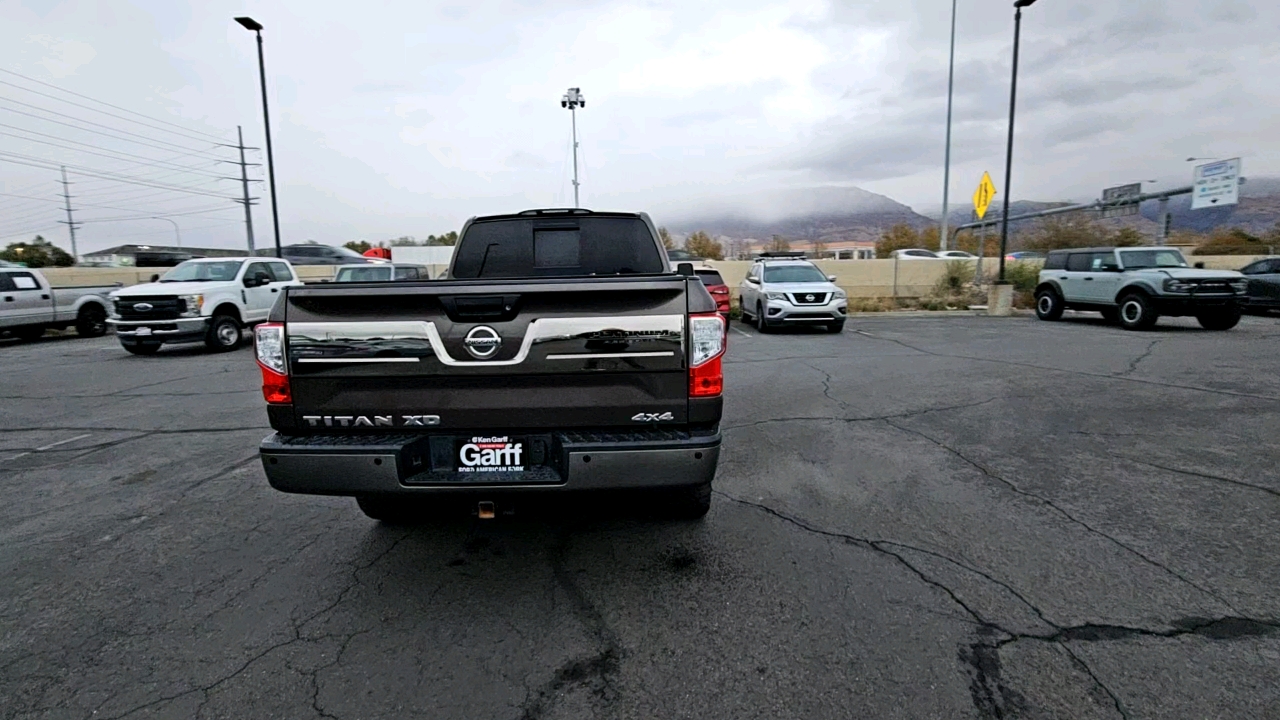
<box><xmin>1034</xmin><ymin>247</ymin><xmax>1247</xmax><ymax>330</ymax></box>
<box><xmin>739</xmin><ymin>253</ymin><xmax>847</xmax><ymax>332</ymax></box>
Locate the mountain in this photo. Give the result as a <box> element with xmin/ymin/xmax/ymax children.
<box><xmin>662</xmin><ymin>186</ymin><xmax>934</xmax><ymax>243</ymax></box>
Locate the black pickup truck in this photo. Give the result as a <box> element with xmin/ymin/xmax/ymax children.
<box><xmin>254</xmin><ymin>209</ymin><xmax>725</xmax><ymax>520</ymax></box>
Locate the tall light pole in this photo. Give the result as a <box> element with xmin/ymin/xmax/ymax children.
<box><xmin>997</xmin><ymin>0</ymin><xmax>1036</xmax><ymax>282</ymax></box>
<box><xmin>561</xmin><ymin>87</ymin><xmax>585</xmax><ymax>208</ymax></box>
<box><xmin>235</xmin><ymin>16</ymin><xmax>282</xmax><ymax>258</ymax></box>
<box><xmin>939</xmin><ymin>0</ymin><xmax>959</xmax><ymax>251</ymax></box>
<box><xmin>151</xmin><ymin>217</ymin><xmax>181</xmax><ymax>248</ymax></box>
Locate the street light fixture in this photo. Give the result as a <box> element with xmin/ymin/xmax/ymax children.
<box><xmin>151</xmin><ymin>217</ymin><xmax>181</xmax><ymax>248</ymax></box>
<box><xmin>997</xmin><ymin>0</ymin><xmax>1037</xmax><ymax>283</ymax></box>
<box><xmin>235</xmin><ymin>16</ymin><xmax>282</xmax><ymax>259</ymax></box>
<box><xmin>561</xmin><ymin>87</ymin><xmax>585</xmax><ymax>208</ymax></box>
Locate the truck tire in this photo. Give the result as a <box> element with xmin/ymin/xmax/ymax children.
<box><xmin>1117</xmin><ymin>292</ymin><xmax>1158</xmax><ymax>330</ymax></box>
<box><xmin>1100</xmin><ymin>308</ymin><xmax>1120</xmax><ymax>324</ymax></box>
<box><xmin>122</xmin><ymin>342</ymin><xmax>160</xmax><ymax>355</ymax></box>
<box><xmin>667</xmin><ymin>483</ymin><xmax>712</xmax><ymax>520</ymax></box>
<box><xmin>14</xmin><ymin>326</ymin><xmax>45</xmax><ymax>341</ymax></box>
<box><xmin>1196</xmin><ymin>307</ymin><xmax>1241</xmax><ymax>331</ymax></box>
<box><xmin>1034</xmin><ymin>289</ymin><xmax>1064</xmax><ymax>321</ymax></box>
<box><xmin>75</xmin><ymin>304</ymin><xmax>108</xmax><ymax>337</ymax></box>
<box><xmin>204</xmin><ymin>313</ymin><xmax>242</xmax><ymax>352</ymax></box>
<box><xmin>356</xmin><ymin>495</ymin><xmax>415</xmax><ymax>523</ymax></box>
<box><xmin>826</xmin><ymin>320</ymin><xmax>845</xmax><ymax>333</ymax></box>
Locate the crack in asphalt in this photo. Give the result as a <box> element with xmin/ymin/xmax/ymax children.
<box><xmin>516</xmin><ymin>531</ymin><xmax>621</xmax><ymax>720</ymax></box>
<box><xmin>1118</xmin><ymin>339</ymin><xmax>1162</xmax><ymax>377</ymax></box>
<box><xmin>880</xmin><ymin>417</ymin><xmax>1242</xmax><ymax>615</ymax></box>
<box><xmin>715</xmin><ymin>491</ymin><xmax>1280</xmax><ymax>720</ymax></box>
<box><xmin>1121</xmin><ymin>457</ymin><xmax>1280</xmax><ymax>501</ymax></box>
<box><xmin>852</xmin><ymin>329</ymin><xmax>1280</xmax><ymax>402</ymax></box>
<box><xmin>95</xmin><ymin>532</ymin><xmax>411</xmax><ymax>720</ymax></box>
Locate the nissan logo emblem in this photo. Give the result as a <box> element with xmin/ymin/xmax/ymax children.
<box><xmin>134</xmin><ymin>303</ymin><xmax>154</xmax><ymax>312</ymax></box>
<box><xmin>805</xmin><ymin>294</ymin><xmax>815</xmax><ymax>302</ymax></box>
<box><xmin>463</xmin><ymin>326</ymin><xmax>502</xmax><ymax>360</ymax></box>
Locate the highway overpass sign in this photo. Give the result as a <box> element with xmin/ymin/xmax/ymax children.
<box><xmin>1192</xmin><ymin>158</ymin><xmax>1241</xmax><ymax>209</ymax></box>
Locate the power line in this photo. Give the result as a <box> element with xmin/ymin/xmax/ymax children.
<box><xmin>0</xmin><ymin>224</ymin><xmax>61</xmax><ymax>241</ymax></box>
<box><xmin>0</xmin><ymin>190</ymin><xmax>234</xmax><ymax>215</ymax></box>
<box><xmin>78</xmin><ymin>203</ymin><xmax>240</xmax><ymax>223</ymax></box>
<box><xmin>0</xmin><ymin>126</ymin><xmax>232</xmax><ymax>179</ymax></box>
<box><xmin>0</xmin><ymin>99</ymin><xmax>229</xmax><ymax>160</ymax></box>
<box><xmin>0</xmin><ymin>75</ymin><xmax>230</xmax><ymax>145</ymax></box>
<box><xmin>82</xmin><ymin>218</ymin><xmax>243</xmax><ymax>241</ymax></box>
<box><xmin>0</xmin><ymin>152</ymin><xmax>237</xmax><ymax>199</ymax></box>
<box><xmin>0</xmin><ymin>68</ymin><xmax>230</xmax><ymax>142</ymax></box>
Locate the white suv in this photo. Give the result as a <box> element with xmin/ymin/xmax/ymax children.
<box><xmin>108</xmin><ymin>257</ymin><xmax>303</xmax><ymax>354</ymax></box>
<box><xmin>1034</xmin><ymin>247</ymin><xmax>1246</xmax><ymax>330</ymax></box>
<box><xmin>739</xmin><ymin>254</ymin><xmax>848</xmax><ymax>333</ymax></box>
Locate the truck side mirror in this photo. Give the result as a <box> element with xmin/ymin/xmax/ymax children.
<box><xmin>745</xmin><ymin>275</ymin><xmax>758</xmax><ymax>284</ymax></box>
<box><xmin>827</xmin><ymin>275</ymin><xmax>837</xmax><ymax>282</ymax></box>
<box><xmin>1194</xmin><ymin>262</ymin><xmax>1206</xmax><ymax>269</ymax></box>
<box><xmin>676</xmin><ymin>262</ymin><xmax>694</xmax><ymax>276</ymax></box>
<box><xmin>149</xmin><ymin>274</ymin><xmax>160</xmax><ymax>283</ymax></box>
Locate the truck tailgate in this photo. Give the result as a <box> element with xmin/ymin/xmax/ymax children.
<box><xmin>281</xmin><ymin>276</ymin><xmax>693</xmax><ymax>431</ymax></box>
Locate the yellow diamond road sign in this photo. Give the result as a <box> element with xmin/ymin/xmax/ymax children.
<box><xmin>973</xmin><ymin>172</ymin><xmax>997</xmax><ymax>219</ymax></box>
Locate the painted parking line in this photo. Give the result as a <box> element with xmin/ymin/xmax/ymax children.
<box><xmin>730</xmin><ymin>325</ymin><xmax>753</xmax><ymax>338</ymax></box>
<box><xmin>4</xmin><ymin>433</ymin><xmax>92</xmax><ymax>462</ymax></box>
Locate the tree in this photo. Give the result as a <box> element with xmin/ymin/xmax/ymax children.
<box><xmin>344</xmin><ymin>240</ymin><xmax>372</xmax><ymax>254</ymax></box>
<box><xmin>1109</xmin><ymin>227</ymin><xmax>1146</xmax><ymax>248</ymax></box>
<box><xmin>767</xmin><ymin>235</ymin><xmax>790</xmax><ymax>253</ymax></box>
<box><xmin>685</xmin><ymin>230</ymin><xmax>724</xmax><ymax>260</ymax></box>
<box><xmin>812</xmin><ymin>240</ymin><xmax>828</xmax><ymax>257</ymax></box>
<box><xmin>875</xmin><ymin>224</ymin><xmax>939</xmax><ymax>257</ymax></box>
<box><xmin>1192</xmin><ymin>227</ymin><xmax>1269</xmax><ymax>256</ymax></box>
<box><xmin>426</xmin><ymin>231</ymin><xmax>457</xmax><ymax>246</ymax></box>
<box><xmin>658</xmin><ymin>227</ymin><xmax>675</xmax><ymax>250</ymax></box>
<box><xmin>390</xmin><ymin>236</ymin><xmax>418</xmax><ymax>247</ymax></box>
<box><xmin>0</xmin><ymin>235</ymin><xmax>74</xmax><ymax>267</ymax></box>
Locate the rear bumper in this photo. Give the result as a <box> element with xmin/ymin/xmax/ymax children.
<box><xmin>260</xmin><ymin>428</ymin><xmax>721</xmax><ymax>496</ymax></box>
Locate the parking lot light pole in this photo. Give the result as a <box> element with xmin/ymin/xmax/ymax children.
<box><xmin>235</xmin><ymin>16</ymin><xmax>282</xmax><ymax>259</ymax></box>
<box><xmin>561</xmin><ymin>88</ymin><xmax>585</xmax><ymax>208</ymax></box>
<box><xmin>997</xmin><ymin>0</ymin><xmax>1036</xmax><ymax>283</ymax></box>
<box><xmin>151</xmin><ymin>217</ymin><xmax>181</xmax><ymax>248</ymax></box>
<box><xmin>939</xmin><ymin>0</ymin><xmax>958</xmax><ymax>251</ymax></box>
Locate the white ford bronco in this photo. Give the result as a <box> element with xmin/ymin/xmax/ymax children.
<box><xmin>1034</xmin><ymin>247</ymin><xmax>1247</xmax><ymax>330</ymax></box>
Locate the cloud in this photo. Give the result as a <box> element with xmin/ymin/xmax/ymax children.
<box><xmin>26</xmin><ymin>34</ymin><xmax>96</xmax><ymax>78</ymax></box>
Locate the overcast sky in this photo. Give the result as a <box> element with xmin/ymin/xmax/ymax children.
<box><xmin>1</xmin><ymin>0</ymin><xmax>1277</xmax><ymax>252</ymax></box>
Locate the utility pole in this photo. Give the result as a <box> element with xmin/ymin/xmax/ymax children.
<box><xmin>939</xmin><ymin>0</ymin><xmax>959</xmax><ymax>251</ymax></box>
<box><xmin>233</xmin><ymin>126</ymin><xmax>260</xmax><ymax>254</ymax></box>
<box><xmin>58</xmin><ymin>166</ymin><xmax>80</xmax><ymax>262</ymax></box>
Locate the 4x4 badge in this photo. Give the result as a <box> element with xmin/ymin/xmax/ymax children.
<box><xmin>632</xmin><ymin>412</ymin><xmax>674</xmax><ymax>422</ymax></box>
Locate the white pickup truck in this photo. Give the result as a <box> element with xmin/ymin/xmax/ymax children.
<box><xmin>108</xmin><ymin>257</ymin><xmax>302</xmax><ymax>355</ymax></box>
<box><xmin>0</xmin><ymin>267</ymin><xmax>116</xmax><ymax>341</ymax></box>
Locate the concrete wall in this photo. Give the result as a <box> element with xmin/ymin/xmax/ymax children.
<box><xmin>40</xmin><ymin>256</ymin><xmax>1266</xmax><ymax>296</ymax></box>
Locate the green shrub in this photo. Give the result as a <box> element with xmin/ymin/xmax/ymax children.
<box><xmin>1002</xmin><ymin>261</ymin><xmax>1040</xmax><ymax>293</ymax></box>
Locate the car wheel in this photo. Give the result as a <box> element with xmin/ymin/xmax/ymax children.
<box><xmin>666</xmin><ymin>483</ymin><xmax>712</xmax><ymax>520</ymax></box>
<box><xmin>356</xmin><ymin>495</ymin><xmax>417</xmax><ymax>523</ymax></box>
<box><xmin>1196</xmin><ymin>307</ymin><xmax>1242</xmax><ymax>331</ymax></box>
<box><xmin>1117</xmin><ymin>292</ymin><xmax>1158</xmax><ymax>330</ymax></box>
<box><xmin>14</xmin><ymin>326</ymin><xmax>45</xmax><ymax>341</ymax></box>
<box><xmin>1100</xmin><ymin>308</ymin><xmax>1120</xmax><ymax>324</ymax></box>
<box><xmin>121</xmin><ymin>342</ymin><xmax>160</xmax><ymax>355</ymax></box>
<box><xmin>1034</xmin><ymin>289</ymin><xmax>1064</xmax><ymax>321</ymax></box>
<box><xmin>204</xmin><ymin>313</ymin><xmax>242</xmax><ymax>352</ymax></box>
<box><xmin>75</xmin><ymin>304</ymin><xmax>109</xmax><ymax>337</ymax></box>
<box><xmin>756</xmin><ymin>303</ymin><xmax>771</xmax><ymax>333</ymax></box>
<box><xmin>826</xmin><ymin>320</ymin><xmax>845</xmax><ymax>333</ymax></box>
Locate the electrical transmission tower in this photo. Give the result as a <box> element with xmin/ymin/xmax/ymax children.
<box><xmin>58</xmin><ymin>166</ymin><xmax>81</xmax><ymax>261</ymax></box>
<box><xmin>222</xmin><ymin>126</ymin><xmax>262</xmax><ymax>254</ymax></box>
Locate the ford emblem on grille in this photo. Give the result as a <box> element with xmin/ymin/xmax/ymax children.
<box><xmin>805</xmin><ymin>294</ymin><xmax>815</xmax><ymax>302</ymax></box>
<box><xmin>463</xmin><ymin>326</ymin><xmax>502</xmax><ymax>359</ymax></box>
<box><xmin>134</xmin><ymin>303</ymin><xmax>154</xmax><ymax>312</ymax></box>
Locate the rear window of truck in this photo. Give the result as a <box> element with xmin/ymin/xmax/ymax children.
<box><xmin>451</xmin><ymin>217</ymin><xmax>664</xmax><ymax>278</ymax></box>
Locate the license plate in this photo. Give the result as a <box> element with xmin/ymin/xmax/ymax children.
<box><xmin>135</xmin><ymin>327</ymin><xmax>152</xmax><ymax>336</ymax></box>
<box><xmin>456</xmin><ymin>435</ymin><xmax>525</xmax><ymax>473</ymax></box>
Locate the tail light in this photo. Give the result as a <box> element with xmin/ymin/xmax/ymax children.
<box><xmin>689</xmin><ymin>312</ymin><xmax>725</xmax><ymax>398</ymax></box>
<box><xmin>254</xmin><ymin>323</ymin><xmax>291</xmax><ymax>404</ymax></box>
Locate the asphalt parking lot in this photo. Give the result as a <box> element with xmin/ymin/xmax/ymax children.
<box><xmin>3</xmin><ymin>313</ymin><xmax>1280</xmax><ymax>720</ymax></box>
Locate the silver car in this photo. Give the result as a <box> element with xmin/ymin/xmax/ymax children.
<box><xmin>739</xmin><ymin>255</ymin><xmax>848</xmax><ymax>333</ymax></box>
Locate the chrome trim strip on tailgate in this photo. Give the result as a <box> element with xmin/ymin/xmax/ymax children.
<box><xmin>289</xmin><ymin>315</ymin><xmax>683</xmax><ymax>367</ymax></box>
<box><xmin>545</xmin><ymin>351</ymin><xmax>675</xmax><ymax>360</ymax></box>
